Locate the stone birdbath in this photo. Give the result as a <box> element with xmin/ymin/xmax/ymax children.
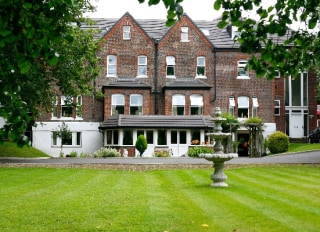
<box><xmin>200</xmin><ymin>107</ymin><xmax>238</xmax><ymax>187</ymax></box>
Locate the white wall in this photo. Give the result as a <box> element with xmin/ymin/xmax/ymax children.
<box><xmin>32</xmin><ymin>122</ymin><xmax>102</xmax><ymax>157</ymax></box>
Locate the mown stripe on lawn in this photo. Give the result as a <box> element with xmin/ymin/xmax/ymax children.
<box><xmin>227</xmin><ymin>168</ymin><xmax>320</xmax><ymax>231</ymax></box>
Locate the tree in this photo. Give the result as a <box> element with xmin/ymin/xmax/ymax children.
<box><xmin>0</xmin><ymin>1</ymin><xmax>100</xmax><ymax>146</ymax></box>
<box><xmin>138</xmin><ymin>0</ymin><xmax>320</xmax><ymax>78</ymax></box>
<box><xmin>135</xmin><ymin>134</ymin><xmax>148</xmax><ymax>157</ymax></box>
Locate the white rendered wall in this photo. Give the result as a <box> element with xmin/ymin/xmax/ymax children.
<box><xmin>32</xmin><ymin>122</ymin><xmax>102</xmax><ymax>157</ymax></box>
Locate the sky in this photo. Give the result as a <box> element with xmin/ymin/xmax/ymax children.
<box><xmin>86</xmin><ymin>0</ymin><xmax>222</xmax><ymax>20</ymax></box>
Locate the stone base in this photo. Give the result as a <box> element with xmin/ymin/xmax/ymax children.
<box><xmin>210</xmin><ymin>182</ymin><xmax>228</xmax><ymax>187</ymax></box>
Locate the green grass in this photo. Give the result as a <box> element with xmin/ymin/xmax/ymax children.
<box><xmin>0</xmin><ymin>141</ymin><xmax>50</xmax><ymax>158</ymax></box>
<box><xmin>287</xmin><ymin>142</ymin><xmax>320</xmax><ymax>153</ymax></box>
<box><xmin>0</xmin><ymin>166</ymin><xmax>319</xmax><ymax>231</ymax></box>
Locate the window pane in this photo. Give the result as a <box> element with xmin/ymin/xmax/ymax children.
<box><xmin>106</xmin><ymin>130</ymin><xmax>112</xmax><ymax>144</ymax></box>
<box><xmin>166</xmin><ymin>56</ymin><xmax>175</xmax><ymax>65</ymax></box>
<box><xmin>180</xmin><ymin>131</ymin><xmax>187</xmax><ymax>144</ymax></box>
<box><xmin>173</xmin><ymin>95</ymin><xmax>185</xmax><ymax>105</ymax></box>
<box><xmin>167</xmin><ymin>66</ymin><xmax>175</xmax><ymax>76</ymax></box>
<box><xmin>146</xmin><ymin>131</ymin><xmax>153</xmax><ymax>144</ymax></box>
<box><xmin>113</xmin><ymin>130</ymin><xmax>119</xmax><ymax>144</ymax></box>
<box><xmin>191</xmin><ymin>106</ymin><xmax>202</xmax><ymax>115</ymax></box>
<box><xmin>171</xmin><ymin>131</ymin><xmax>177</xmax><ymax>144</ymax></box>
<box><xmin>291</xmin><ymin>77</ymin><xmax>301</xmax><ymax>106</ymax></box>
<box><xmin>158</xmin><ymin>130</ymin><xmax>167</xmax><ymax>145</ymax></box>
<box><xmin>123</xmin><ymin>130</ymin><xmax>133</xmax><ymax>145</ymax></box>
<box><xmin>138</xmin><ymin>56</ymin><xmax>147</xmax><ymax>64</ymax></box>
<box><xmin>197</xmin><ymin>57</ymin><xmax>205</xmax><ymax>66</ymax></box>
<box><xmin>197</xmin><ymin>67</ymin><xmax>205</xmax><ymax>76</ymax></box>
<box><xmin>76</xmin><ymin>132</ymin><xmax>81</xmax><ymax>146</ymax></box>
<box><xmin>138</xmin><ymin>66</ymin><xmax>147</xmax><ymax>76</ymax></box>
<box><xmin>130</xmin><ymin>95</ymin><xmax>143</xmax><ymax>105</ymax></box>
<box><xmin>238</xmin><ymin>108</ymin><xmax>248</xmax><ymax>118</ymax></box>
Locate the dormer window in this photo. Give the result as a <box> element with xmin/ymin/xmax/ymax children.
<box><xmin>237</xmin><ymin>60</ymin><xmax>249</xmax><ymax>79</ymax></box>
<box><xmin>123</xmin><ymin>26</ymin><xmax>131</xmax><ymax>40</ymax></box>
<box><xmin>231</xmin><ymin>26</ymin><xmax>240</xmax><ymax>40</ymax></box>
<box><xmin>181</xmin><ymin>27</ymin><xmax>189</xmax><ymax>42</ymax></box>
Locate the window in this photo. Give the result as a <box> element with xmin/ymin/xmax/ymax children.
<box><xmin>172</xmin><ymin>94</ymin><xmax>185</xmax><ymax>115</ymax></box>
<box><xmin>238</xmin><ymin>96</ymin><xmax>249</xmax><ymax>118</ymax></box>
<box><xmin>237</xmin><ymin>60</ymin><xmax>249</xmax><ymax>79</ymax></box>
<box><xmin>137</xmin><ymin>55</ymin><xmax>147</xmax><ymax>77</ymax></box>
<box><xmin>52</xmin><ymin>95</ymin><xmax>82</xmax><ymax>119</ymax></box>
<box><xmin>181</xmin><ymin>27</ymin><xmax>188</xmax><ymax>41</ymax></box>
<box><xmin>107</xmin><ymin>55</ymin><xmax>117</xmax><ymax>77</ymax></box>
<box><xmin>106</xmin><ymin>130</ymin><xmax>119</xmax><ymax>145</ymax></box>
<box><xmin>112</xmin><ymin>94</ymin><xmax>125</xmax><ymax>115</ymax></box>
<box><xmin>166</xmin><ymin>56</ymin><xmax>175</xmax><ymax>77</ymax></box>
<box><xmin>274</xmin><ymin>100</ymin><xmax>280</xmax><ymax>115</ymax></box>
<box><xmin>229</xmin><ymin>97</ymin><xmax>235</xmax><ymax>116</ymax></box>
<box><xmin>158</xmin><ymin>130</ymin><xmax>167</xmax><ymax>145</ymax></box>
<box><xmin>196</xmin><ymin>56</ymin><xmax>206</xmax><ymax>77</ymax></box>
<box><xmin>285</xmin><ymin>73</ymin><xmax>308</xmax><ymax>106</ymax></box>
<box><xmin>76</xmin><ymin>96</ymin><xmax>82</xmax><ymax>118</ymax></box>
<box><xmin>61</xmin><ymin>96</ymin><xmax>73</xmax><ymax>118</ymax></box>
<box><xmin>171</xmin><ymin>131</ymin><xmax>187</xmax><ymax>144</ymax></box>
<box><xmin>252</xmin><ymin>97</ymin><xmax>258</xmax><ymax>117</ymax></box>
<box><xmin>123</xmin><ymin>129</ymin><xmax>133</xmax><ymax>145</ymax></box>
<box><xmin>52</xmin><ymin>131</ymin><xmax>81</xmax><ymax>147</ymax></box>
<box><xmin>123</xmin><ymin>26</ymin><xmax>130</xmax><ymax>40</ymax></box>
<box><xmin>146</xmin><ymin>131</ymin><xmax>153</xmax><ymax>144</ymax></box>
<box><xmin>190</xmin><ymin>94</ymin><xmax>203</xmax><ymax>115</ymax></box>
<box><xmin>191</xmin><ymin>130</ymin><xmax>201</xmax><ymax>145</ymax></box>
<box><xmin>130</xmin><ymin>94</ymin><xmax>143</xmax><ymax>115</ymax></box>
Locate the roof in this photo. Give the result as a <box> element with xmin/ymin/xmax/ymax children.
<box><xmin>164</xmin><ymin>78</ymin><xmax>212</xmax><ymax>89</ymax></box>
<box><xmin>99</xmin><ymin>115</ymin><xmax>214</xmax><ymax>129</ymax></box>
<box><xmin>83</xmin><ymin>13</ymin><xmax>291</xmax><ymax>49</ymax></box>
<box><xmin>103</xmin><ymin>79</ymin><xmax>151</xmax><ymax>89</ymax></box>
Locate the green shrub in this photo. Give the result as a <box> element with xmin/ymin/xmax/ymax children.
<box><xmin>68</xmin><ymin>150</ymin><xmax>78</xmax><ymax>157</ymax></box>
<box><xmin>267</xmin><ymin>131</ymin><xmax>289</xmax><ymax>154</ymax></box>
<box><xmin>80</xmin><ymin>152</ymin><xmax>91</xmax><ymax>158</ymax></box>
<box><xmin>154</xmin><ymin>151</ymin><xmax>170</xmax><ymax>157</ymax></box>
<box><xmin>245</xmin><ymin>117</ymin><xmax>263</xmax><ymax>124</ymax></box>
<box><xmin>135</xmin><ymin>134</ymin><xmax>148</xmax><ymax>157</ymax></box>
<box><xmin>188</xmin><ymin>146</ymin><xmax>214</xmax><ymax>158</ymax></box>
<box><xmin>93</xmin><ymin>147</ymin><xmax>120</xmax><ymax>158</ymax></box>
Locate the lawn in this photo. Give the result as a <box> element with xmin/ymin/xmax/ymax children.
<box><xmin>0</xmin><ymin>166</ymin><xmax>319</xmax><ymax>231</ymax></box>
<box><xmin>0</xmin><ymin>142</ymin><xmax>50</xmax><ymax>158</ymax></box>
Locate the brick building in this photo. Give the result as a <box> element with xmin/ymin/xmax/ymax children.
<box><xmin>32</xmin><ymin>12</ymin><xmax>318</xmax><ymax>157</ymax></box>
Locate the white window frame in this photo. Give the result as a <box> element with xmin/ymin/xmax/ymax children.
<box><xmin>137</xmin><ymin>55</ymin><xmax>147</xmax><ymax>77</ymax></box>
<box><xmin>166</xmin><ymin>56</ymin><xmax>176</xmax><ymax>78</ymax></box>
<box><xmin>181</xmin><ymin>27</ymin><xmax>189</xmax><ymax>42</ymax></box>
<box><xmin>61</xmin><ymin>96</ymin><xmax>73</xmax><ymax>118</ymax></box>
<box><xmin>52</xmin><ymin>131</ymin><xmax>82</xmax><ymax>147</ymax></box>
<box><xmin>196</xmin><ymin>56</ymin><xmax>206</xmax><ymax>78</ymax></box>
<box><xmin>275</xmin><ymin>100</ymin><xmax>280</xmax><ymax>116</ymax></box>
<box><xmin>238</xmin><ymin>96</ymin><xmax>249</xmax><ymax>118</ymax></box>
<box><xmin>237</xmin><ymin>60</ymin><xmax>249</xmax><ymax>79</ymax></box>
<box><xmin>190</xmin><ymin>94</ymin><xmax>203</xmax><ymax>115</ymax></box>
<box><xmin>111</xmin><ymin>94</ymin><xmax>125</xmax><ymax>115</ymax></box>
<box><xmin>76</xmin><ymin>96</ymin><xmax>82</xmax><ymax>118</ymax></box>
<box><xmin>172</xmin><ymin>94</ymin><xmax>185</xmax><ymax>115</ymax></box>
<box><xmin>107</xmin><ymin>55</ymin><xmax>117</xmax><ymax>77</ymax></box>
<box><xmin>130</xmin><ymin>94</ymin><xmax>143</xmax><ymax>115</ymax></box>
<box><xmin>252</xmin><ymin>97</ymin><xmax>259</xmax><ymax>117</ymax></box>
<box><xmin>123</xmin><ymin>26</ymin><xmax>131</xmax><ymax>40</ymax></box>
<box><xmin>229</xmin><ymin>97</ymin><xmax>235</xmax><ymax>116</ymax></box>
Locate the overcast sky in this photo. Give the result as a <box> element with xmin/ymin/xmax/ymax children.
<box><xmin>86</xmin><ymin>0</ymin><xmax>222</xmax><ymax>20</ymax></box>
